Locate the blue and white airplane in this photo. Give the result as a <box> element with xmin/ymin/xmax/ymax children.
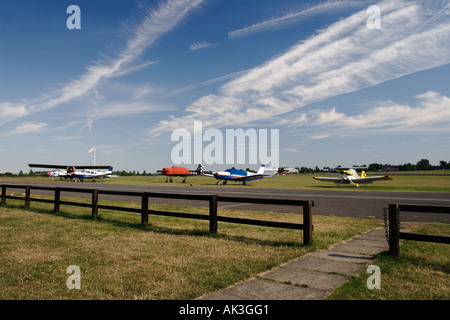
<box><xmin>201</xmin><ymin>164</ymin><xmax>273</xmax><ymax>185</ymax></box>
<box><xmin>28</xmin><ymin>163</ymin><xmax>113</xmax><ymax>182</ymax></box>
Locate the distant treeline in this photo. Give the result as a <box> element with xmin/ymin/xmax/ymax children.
<box><xmin>283</xmin><ymin>158</ymin><xmax>450</xmax><ymax>174</ymax></box>
<box><xmin>0</xmin><ymin>170</ymin><xmax>48</xmax><ymax>177</ymax></box>
<box><xmin>113</xmin><ymin>170</ymin><xmax>153</xmax><ymax>176</ymax></box>
<box><xmin>367</xmin><ymin>159</ymin><xmax>450</xmax><ymax>171</ymax></box>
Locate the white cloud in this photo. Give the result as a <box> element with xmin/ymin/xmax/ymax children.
<box><xmin>0</xmin><ymin>103</ymin><xmax>29</xmax><ymax>125</ymax></box>
<box><xmin>228</xmin><ymin>0</ymin><xmax>364</xmax><ymax>39</ymax></box>
<box><xmin>189</xmin><ymin>41</ymin><xmax>215</xmax><ymax>51</ymax></box>
<box><xmin>79</xmin><ymin>101</ymin><xmax>168</xmax><ymax>133</ymax></box>
<box><xmin>308</xmin><ymin>134</ymin><xmax>331</xmax><ymax>141</ymax></box>
<box><xmin>132</xmin><ymin>83</ymin><xmax>159</xmax><ymax>100</ymax></box>
<box><xmin>0</xmin><ymin>0</ymin><xmax>206</xmax><ymax>126</ymax></box>
<box><xmin>293</xmin><ymin>91</ymin><xmax>450</xmax><ymax>138</ymax></box>
<box><xmin>5</xmin><ymin>122</ymin><xmax>48</xmax><ymax>136</ymax></box>
<box><xmin>149</xmin><ymin>0</ymin><xmax>450</xmax><ymax>136</ymax></box>
<box><xmin>53</xmin><ymin>120</ymin><xmax>85</xmax><ymax>131</ymax></box>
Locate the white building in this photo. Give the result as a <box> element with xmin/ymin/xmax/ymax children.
<box><xmin>282</xmin><ymin>167</ymin><xmax>299</xmax><ymax>174</ymax></box>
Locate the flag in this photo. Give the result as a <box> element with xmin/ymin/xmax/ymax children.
<box><xmin>88</xmin><ymin>147</ymin><xmax>94</xmax><ymax>154</ymax></box>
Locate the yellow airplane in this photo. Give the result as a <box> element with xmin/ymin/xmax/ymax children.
<box><xmin>313</xmin><ymin>169</ymin><xmax>392</xmax><ymax>187</ymax></box>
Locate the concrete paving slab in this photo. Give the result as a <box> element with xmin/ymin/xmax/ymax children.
<box><xmin>198</xmin><ymin>278</ymin><xmax>329</xmax><ymax>300</ymax></box>
<box><xmin>285</xmin><ymin>255</ymin><xmax>367</xmax><ymax>276</ymax></box>
<box><xmin>351</xmin><ymin>236</ymin><xmax>388</xmax><ymax>247</ymax></box>
<box><xmin>330</xmin><ymin>240</ymin><xmax>387</xmax><ymax>255</ymax></box>
<box><xmin>365</xmin><ymin>228</ymin><xmax>386</xmax><ymax>236</ymax></box>
<box><xmin>261</xmin><ymin>267</ymin><xmax>349</xmax><ymax>291</ymax></box>
<box><xmin>197</xmin><ymin>228</ymin><xmax>390</xmax><ymax>300</ymax></box>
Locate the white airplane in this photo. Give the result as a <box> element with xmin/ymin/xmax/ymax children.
<box><xmin>28</xmin><ymin>163</ymin><xmax>113</xmax><ymax>182</ymax></box>
<box><xmin>313</xmin><ymin>168</ymin><xmax>392</xmax><ymax>187</ymax></box>
<box><xmin>201</xmin><ymin>164</ymin><xmax>273</xmax><ymax>185</ymax></box>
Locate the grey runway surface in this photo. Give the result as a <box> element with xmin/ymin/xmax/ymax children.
<box><xmin>4</xmin><ymin>181</ymin><xmax>450</xmax><ymax>222</ymax></box>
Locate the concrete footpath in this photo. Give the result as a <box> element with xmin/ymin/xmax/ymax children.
<box><xmin>197</xmin><ymin>228</ymin><xmax>388</xmax><ymax>300</ymax></box>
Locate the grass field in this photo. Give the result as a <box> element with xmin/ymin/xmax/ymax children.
<box><xmin>0</xmin><ymin>194</ymin><xmax>449</xmax><ymax>300</ymax></box>
<box><xmin>0</xmin><ymin>174</ymin><xmax>449</xmax><ymax>300</ymax></box>
<box><xmin>0</xmin><ymin>199</ymin><xmax>381</xmax><ymax>300</ymax></box>
<box><xmin>2</xmin><ymin>171</ymin><xmax>450</xmax><ymax>192</ymax></box>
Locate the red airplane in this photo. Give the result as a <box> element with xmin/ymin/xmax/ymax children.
<box><xmin>157</xmin><ymin>164</ymin><xmax>204</xmax><ymax>183</ymax></box>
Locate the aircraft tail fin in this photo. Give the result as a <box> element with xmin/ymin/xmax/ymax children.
<box><xmin>108</xmin><ymin>166</ymin><xmax>113</xmax><ymax>172</ymax></box>
<box><xmin>196</xmin><ymin>164</ymin><xmax>205</xmax><ymax>175</ymax></box>
<box><xmin>361</xmin><ymin>170</ymin><xmax>366</xmax><ymax>178</ymax></box>
<box><xmin>257</xmin><ymin>164</ymin><xmax>265</xmax><ymax>175</ymax></box>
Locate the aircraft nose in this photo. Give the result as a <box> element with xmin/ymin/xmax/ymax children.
<box><xmin>47</xmin><ymin>171</ymin><xmax>52</xmax><ymax>176</ymax></box>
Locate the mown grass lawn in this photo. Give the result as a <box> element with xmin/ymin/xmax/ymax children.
<box><xmin>0</xmin><ymin>177</ymin><xmax>448</xmax><ymax>300</ymax></box>
<box><xmin>0</xmin><ymin>198</ymin><xmax>381</xmax><ymax>300</ymax></box>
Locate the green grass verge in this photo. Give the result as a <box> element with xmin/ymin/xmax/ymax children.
<box><xmin>2</xmin><ymin>171</ymin><xmax>450</xmax><ymax>192</ymax></box>
<box><xmin>1</xmin><ymin>194</ymin><xmax>448</xmax><ymax>300</ymax></box>
<box><xmin>0</xmin><ymin>196</ymin><xmax>380</xmax><ymax>300</ymax></box>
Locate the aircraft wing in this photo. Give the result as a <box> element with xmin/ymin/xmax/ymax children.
<box><xmin>201</xmin><ymin>173</ymin><xmax>216</xmax><ymax>178</ymax></box>
<box><xmin>28</xmin><ymin>163</ymin><xmax>112</xmax><ymax>169</ymax></box>
<box><xmin>313</xmin><ymin>177</ymin><xmax>343</xmax><ymax>183</ymax></box>
<box><xmin>229</xmin><ymin>174</ymin><xmax>269</xmax><ymax>181</ymax></box>
<box><xmin>313</xmin><ymin>175</ymin><xmax>392</xmax><ymax>184</ymax></box>
<box><xmin>352</xmin><ymin>175</ymin><xmax>392</xmax><ymax>183</ymax></box>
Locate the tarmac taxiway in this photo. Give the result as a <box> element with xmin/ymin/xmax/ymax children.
<box><xmin>3</xmin><ymin>181</ymin><xmax>449</xmax><ymax>223</ymax></box>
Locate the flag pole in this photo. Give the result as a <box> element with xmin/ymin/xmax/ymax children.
<box><xmin>88</xmin><ymin>147</ymin><xmax>96</xmax><ymax>166</ymax></box>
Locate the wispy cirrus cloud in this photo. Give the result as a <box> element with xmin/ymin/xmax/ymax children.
<box><xmin>189</xmin><ymin>40</ymin><xmax>215</xmax><ymax>51</ymax></box>
<box><xmin>5</xmin><ymin>122</ymin><xmax>48</xmax><ymax>136</ymax></box>
<box><xmin>0</xmin><ymin>102</ymin><xmax>28</xmax><ymax>122</ymax></box>
<box><xmin>80</xmin><ymin>101</ymin><xmax>169</xmax><ymax>133</ymax></box>
<box><xmin>0</xmin><ymin>0</ymin><xmax>206</xmax><ymax>127</ymax></box>
<box><xmin>228</xmin><ymin>0</ymin><xmax>365</xmax><ymax>39</ymax></box>
<box><xmin>149</xmin><ymin>0</ymin><xmax>450</xmax><ymax>136</ymax></box>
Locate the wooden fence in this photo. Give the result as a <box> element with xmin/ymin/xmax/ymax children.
<box><xmin>0</xmin><ymin>184</ymin><xmax>314</xmax><ymax>245</ymax></box>
<box><xmin>388</xmin><ymin>204</ymin><xmax>450</xmax><ymax>256</ymax></box>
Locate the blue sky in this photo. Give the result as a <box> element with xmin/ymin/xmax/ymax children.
<box><xmin>1</xmin><ymin>0</ymin><xmax>449</xmax><ymax>173</ymax></box>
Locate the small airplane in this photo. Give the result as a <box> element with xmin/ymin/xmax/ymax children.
<box><xmin>28</xmin><ymin>163</ymin><xmax>113</xmax><ymax>182</ymax></box>
<box><xmin>313</xmin><ymin>168</ymin><xmax>392</xmax><ymax>187</ymax></box>
<box><xmin>201</xmin><ymin>164</ymin><xmax>273</xmax><ymax>185</ymax></box>
<box><xmin>157</xmin><ymin>164</ymin><xmax>204</xmax><ymax>183</ymax></box>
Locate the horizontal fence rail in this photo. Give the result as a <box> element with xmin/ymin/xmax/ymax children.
<box><xmin>0</xmin><ymin>184</ymin><xmax>314</xmax><ymax>244</ymax></box>
<box><xmin>388</xmin><ymin>204</ymin><xmax>450</xmax><ymax>256</ymax></box>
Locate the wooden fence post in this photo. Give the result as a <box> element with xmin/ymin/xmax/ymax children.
<box><xmin>303</xmin><ymin>201</ymin><xmax>313</xmax><ymax>245</ymax></box>
<box><xmin>92</xmin><ymin>189</ymin><xmax>99</xmax><ymax>219</ymax></box>
<box><xmin>25</xmin><ymin>185</ymin><xmax>31</xmax><ymax>208</ymax></box>
<box><xmin>141</xmin><ymin>193</ymin><xmax>149</xmax><ymax>225</ymax></box>
<box><xmin>389</xmin><ymin>204</ymin><xmax>400</xmax><ymax>256</ymax></box>
<box><xmin>209</xmin><ymin>195</ymin><xmax>218</xmax><ymax>233</ymax></box>
<box><xmin>54</xmin><ymin>188</ymin><xmax>60</xmax><ymax>213</ymax></box>
<box><xmin>1</xmin><ymin>185</ymin><xmax>6</xmax><ymax>205</ymax></box>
